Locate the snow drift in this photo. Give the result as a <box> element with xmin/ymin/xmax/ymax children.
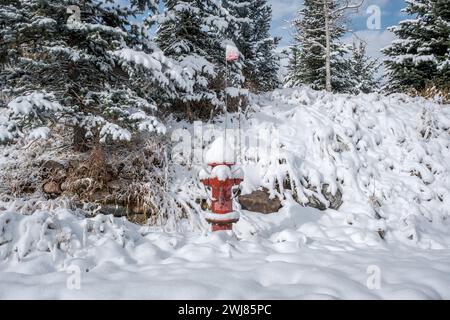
<box><xmin>171</xmin><ymin>87</ymin><xmax>450</xmax><ymax>248</ymax></box>
<box><xmin>236</xmin><ymin>87</ymin><xmax>450</xmax><ymax>248</ymax></box>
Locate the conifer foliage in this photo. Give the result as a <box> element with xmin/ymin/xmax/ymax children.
<box><xmin>224</xmin><ymin>0</ymin><xmax>280</xmax><ymax>92</ymax></box>
<box><xmin>383</xmin><ymin>0</ymin><xmax>450</xmax><ymax>93</ymax></box>
<box><xmin>0</xmin><ymin>0</ymin><xmax>181</xmax><ymax>147</ymax></box>
<box><xmin>348</xmin><ymin>41</ymin><xmax>379</xmax><ymax>94</ymax></box>
<box><xmin>152</xmin><ymin>0</ymin><xmax>229</xmax><ymax>119</ymax></box>
<box><xmin>285</xmin><ymin>0</ymin><xmax>352</xmax><ymax>92</ymax></box>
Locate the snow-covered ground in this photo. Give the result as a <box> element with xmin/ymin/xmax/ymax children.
<box><xmin>0</xmin><ymin>202</ymin><xmax>450</xmax><ymax>299</ymax></box>
<box><xmin>1</xmin><ymin>87</ymin><xmax>449</xmax><ymax>299</ymax></box>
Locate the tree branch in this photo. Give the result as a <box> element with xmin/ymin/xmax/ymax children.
<box><xmin>333</xmin><ymin>0</ymin><xmax>365</xmax><ymax>14</ymax></box>
<box><xmin>309</xmin><ymin>40</ymin><xmax>327</xmax><ymax>51</ymax></box>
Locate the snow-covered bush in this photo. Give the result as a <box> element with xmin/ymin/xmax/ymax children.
<box><xmin>242</xmin><ymin>88</ymin><xmax>450</xmax><ymax>244</ymax></box>
<box><xmin>170</xmin><ymin>87</ymin><xmax>450</xmax><ymax>245</ymax></box>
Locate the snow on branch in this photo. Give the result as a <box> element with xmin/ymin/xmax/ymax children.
<box><xmin>8</xmin><ymin>92</ymin><xmax>62</xmax><ymax>116</ymax></box>
<box><xmin>66</xmin><ymin>21</ymin><xmax>127</xmax><ymax>37</ymax></box>
<box><xmin>129</xmin><ymin>111</ymin><xmax>167</xmax><ymax>135</ymax></box>
<box><xmin>114</xmin><ymin>48</ymin><xmax>164</xmax><ymax>73</ymax></box>
<box><xmin>1</xmin><ymin>92</ymin><xmax>62</xmax><ymax>142</ymax></box>
<box><xmin>99</xmin><ymin>122</ymin><xmax>132</xmax><ymax>143</ymax></box>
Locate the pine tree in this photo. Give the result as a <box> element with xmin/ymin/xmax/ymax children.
<box><xmin>347</xmin><ymin>41</ymin><xmax>379</xmax><ymax>94</ymax></box>
<box><xmin>249</xmin><ymin>0</ymin><xmax>281</xmax><ymax>92</ymax></box>
<box><xmin>286</xmin><ymin>46</ymin><xmax>300</xmax><ymax>86</ymax></box>
<box><xmin>223</xmin><ymin>0</ymin><xmax>280</xmax><ymax>92</ymax></box>
<box><xmin>153</xmin><ymin>0</ymin><xmax>233</xmax><ymax>120</ymax></box>
<box><xmin>285</xmin><ymin>0</ymin><xmax>353</xmax><ymax>93</ymax></box>
<box><xmin>222</xmin><ymin>0</ymin><xmax>251</xmax><ymax>94</ymax></box>
<box><xmin>383</xmin><ymin>0</ymin><xmax>450</xmax><ymax>93</ymax></box>
<box><xmin>0</xmin><ymin>0</ymin><xmax>183</xmax><ymax>147</ymax></box>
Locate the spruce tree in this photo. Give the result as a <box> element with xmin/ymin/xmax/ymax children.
<box><xmin>348</xmin><ymin>41</ymin><xmax>379</xmax><ymax>94</ymax></box>
<box><xmin>223</xmin><ymin>0</ymin><xmax>280</xmax><ymax>92</ymax></box>
<box><xmin>285</xmin><ymin>0</ymin><xmax>352</xmax><ymax>93</ymax></box>
<box><xmin>0</xmin><ymin>0</ymin><xmax>182</xmax><ymax>147</ymax></box>
<box><xmin>249</xmin><ymin>0</ymin><xmax>281</xmax><ymax>92</ymax></box>
<box><xmin>153</xmin><ymin>0</ymin><xmax>233</xmax><ymax>119</ymax></box>
<box><xmin>383</xmin><ymin>0</ymin><xmax>450</xmax><ymax>93</ymax></box>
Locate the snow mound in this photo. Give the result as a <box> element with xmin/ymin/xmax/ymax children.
<box><xmin>0</xmin><ymin>206</ymin><xmax>140</xmax><ymax>263</ymax></box>
<box><xmin>236</xmin><ymin>87</ymin><xmax>450</xmax><ymax>248</ymax></box>
<box><xmin>1</xmin><ymin>201</ymin><xmax>450</xmax><ymax>299</ymax></box>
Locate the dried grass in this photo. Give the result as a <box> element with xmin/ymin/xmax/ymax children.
<box><xmin>409</xmin><ymin>85</ymin><xmax>450</xmax><ymax>104</ymax></box>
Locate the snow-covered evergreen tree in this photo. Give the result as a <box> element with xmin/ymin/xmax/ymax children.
<box><xmin>223</xmin><ymin>0</ymin><xmax>280</xmax><ymax>92</ymax></box>
<box><xmin>152</xmin><ymin>0</ymin><xmax>236</xmax><ymax>119</ymax></box>
<box><xmin>347</xmin><ymin>41</ymin><xmax>379</xmax><ymax>94</ymax></box>
<box><xmin>383</xmin><ymin>0</ymin><xmax>450</xmax><ymax>93</ymax></box>
<box><xmin>285</xmin><ymin>0</ymin><xmax>353</xmax><ymax>93</ymax></box>
<box><xmin>249</xmin><ymin>0</ymin><xmax>280</xmax><ymax>91</ymax></box>
<box><xmin>0</xmin><ymin>0</ymin><xmax>180</xmax><ymax>148</ymax></box>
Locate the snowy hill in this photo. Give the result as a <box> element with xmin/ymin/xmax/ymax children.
<box><xmin>1</xmin><ymin>87</ymin><xmax>450</xmax><ymax>299</ymax></box>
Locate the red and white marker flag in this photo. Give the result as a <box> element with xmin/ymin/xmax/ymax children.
<box><xmin>226</xmin><ymin>44</ymin><xmax>239</xmax><ymax>62</ymax></box>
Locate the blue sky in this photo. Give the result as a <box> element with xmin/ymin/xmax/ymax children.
<box><xmin>127</xmin><ymin>0</ymin><xmax>408</xmax><ymax>61</ymax></box>
<box><xmin>269</xmin><ymin>0</ymin><xmax>408</xmax><ymax>60</ymax></box>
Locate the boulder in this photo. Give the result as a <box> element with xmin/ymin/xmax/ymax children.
<box><xmin>238</xmin><ymin>188</ymin><xmax>282</xmax><ymax>214</ymax></box>
<box><xmin>43</xmin><ymin>181</ymin><xmax>62</xmax><ymax>195</ymax></box>
<box><xmin>41</xmin><ymin>160</ymin><xmax>65</xmax><ymax>172</ymax></box>
<box><xmin>98</xmin><ymin>204</ymin><xmax>129</xmax><ymax>217</ymax></box>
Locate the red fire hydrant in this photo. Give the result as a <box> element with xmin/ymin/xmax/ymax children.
<box><xmin>200</xmin><ymin>162</ymin><xmax>243</xmax><ymax>232</ymax></box>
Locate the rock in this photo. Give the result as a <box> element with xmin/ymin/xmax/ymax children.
<box><xmin>98</xmin><ymin>204</ymin><xmax>129</xmax><ymax>217</ymax></box>
<box><xmin>238</xmin><ymin>188</ymin><xmax>282</xmax><ymax>214</ymax></box>
<box><xmin>68</xmin><ymin>159</ymin><xmax>81</xmax><ymax>168</ymax></box>
<box><xmin>41</xmin><ymin>160</ymin><xmax>65</xmax><ymax>172</ymax></box>
<box><xmin>106</xmin><ymin>180</ymin><xmax>128</xmax><ymax>191</ymax></box>
<box><xmin>43</xmin><ymin>181</ymin><xmax>62</xmax><ymax>195</ymax></box>
<box><xmin>89</xmin><ymin>190</ymin><xmax>114</xmax><ymax>204</ymax></box>
<box><xmin>68</xmin><ymin>177</ymin><xmax>94</xmax><ymax>194</ymax></box>
<box><xmin>60</xmin><ymin>181</ymin><xmax>68</xmax><ymax>191</ymax></box>
<box><xmin>96</xmin><ymin>204</ymin><xmax>149</xmax><ymax>224</ymax></box>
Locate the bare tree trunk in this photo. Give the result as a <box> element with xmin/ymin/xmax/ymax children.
<box><xmin>323</xmin><ymin>0</ymin><xmax>365</xmax><ymax>93</ymax></box>
<box><xmin>324</xmin><ymin>0</ymin><xmax>332</xmax><ymax>92</ymax></box>
<box><xmin>186</xmin><ymin>102</ymin><xmax>194</xmax><ymax>122</ymax></box>
<box><xmin>73</xmin><ymin>125</ymin><xmax>88</xmax><ymax>152</ymax></box>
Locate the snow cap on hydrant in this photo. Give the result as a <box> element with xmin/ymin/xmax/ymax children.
<box><xmin>204</xmin><ymin>135</ymin><xmax>236</xmax><ymax>166</ymax></box>
<box><xmin>200</xmin><ymin>136</ymin><xmax>243</xmax><ymax>232</ymax></box>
